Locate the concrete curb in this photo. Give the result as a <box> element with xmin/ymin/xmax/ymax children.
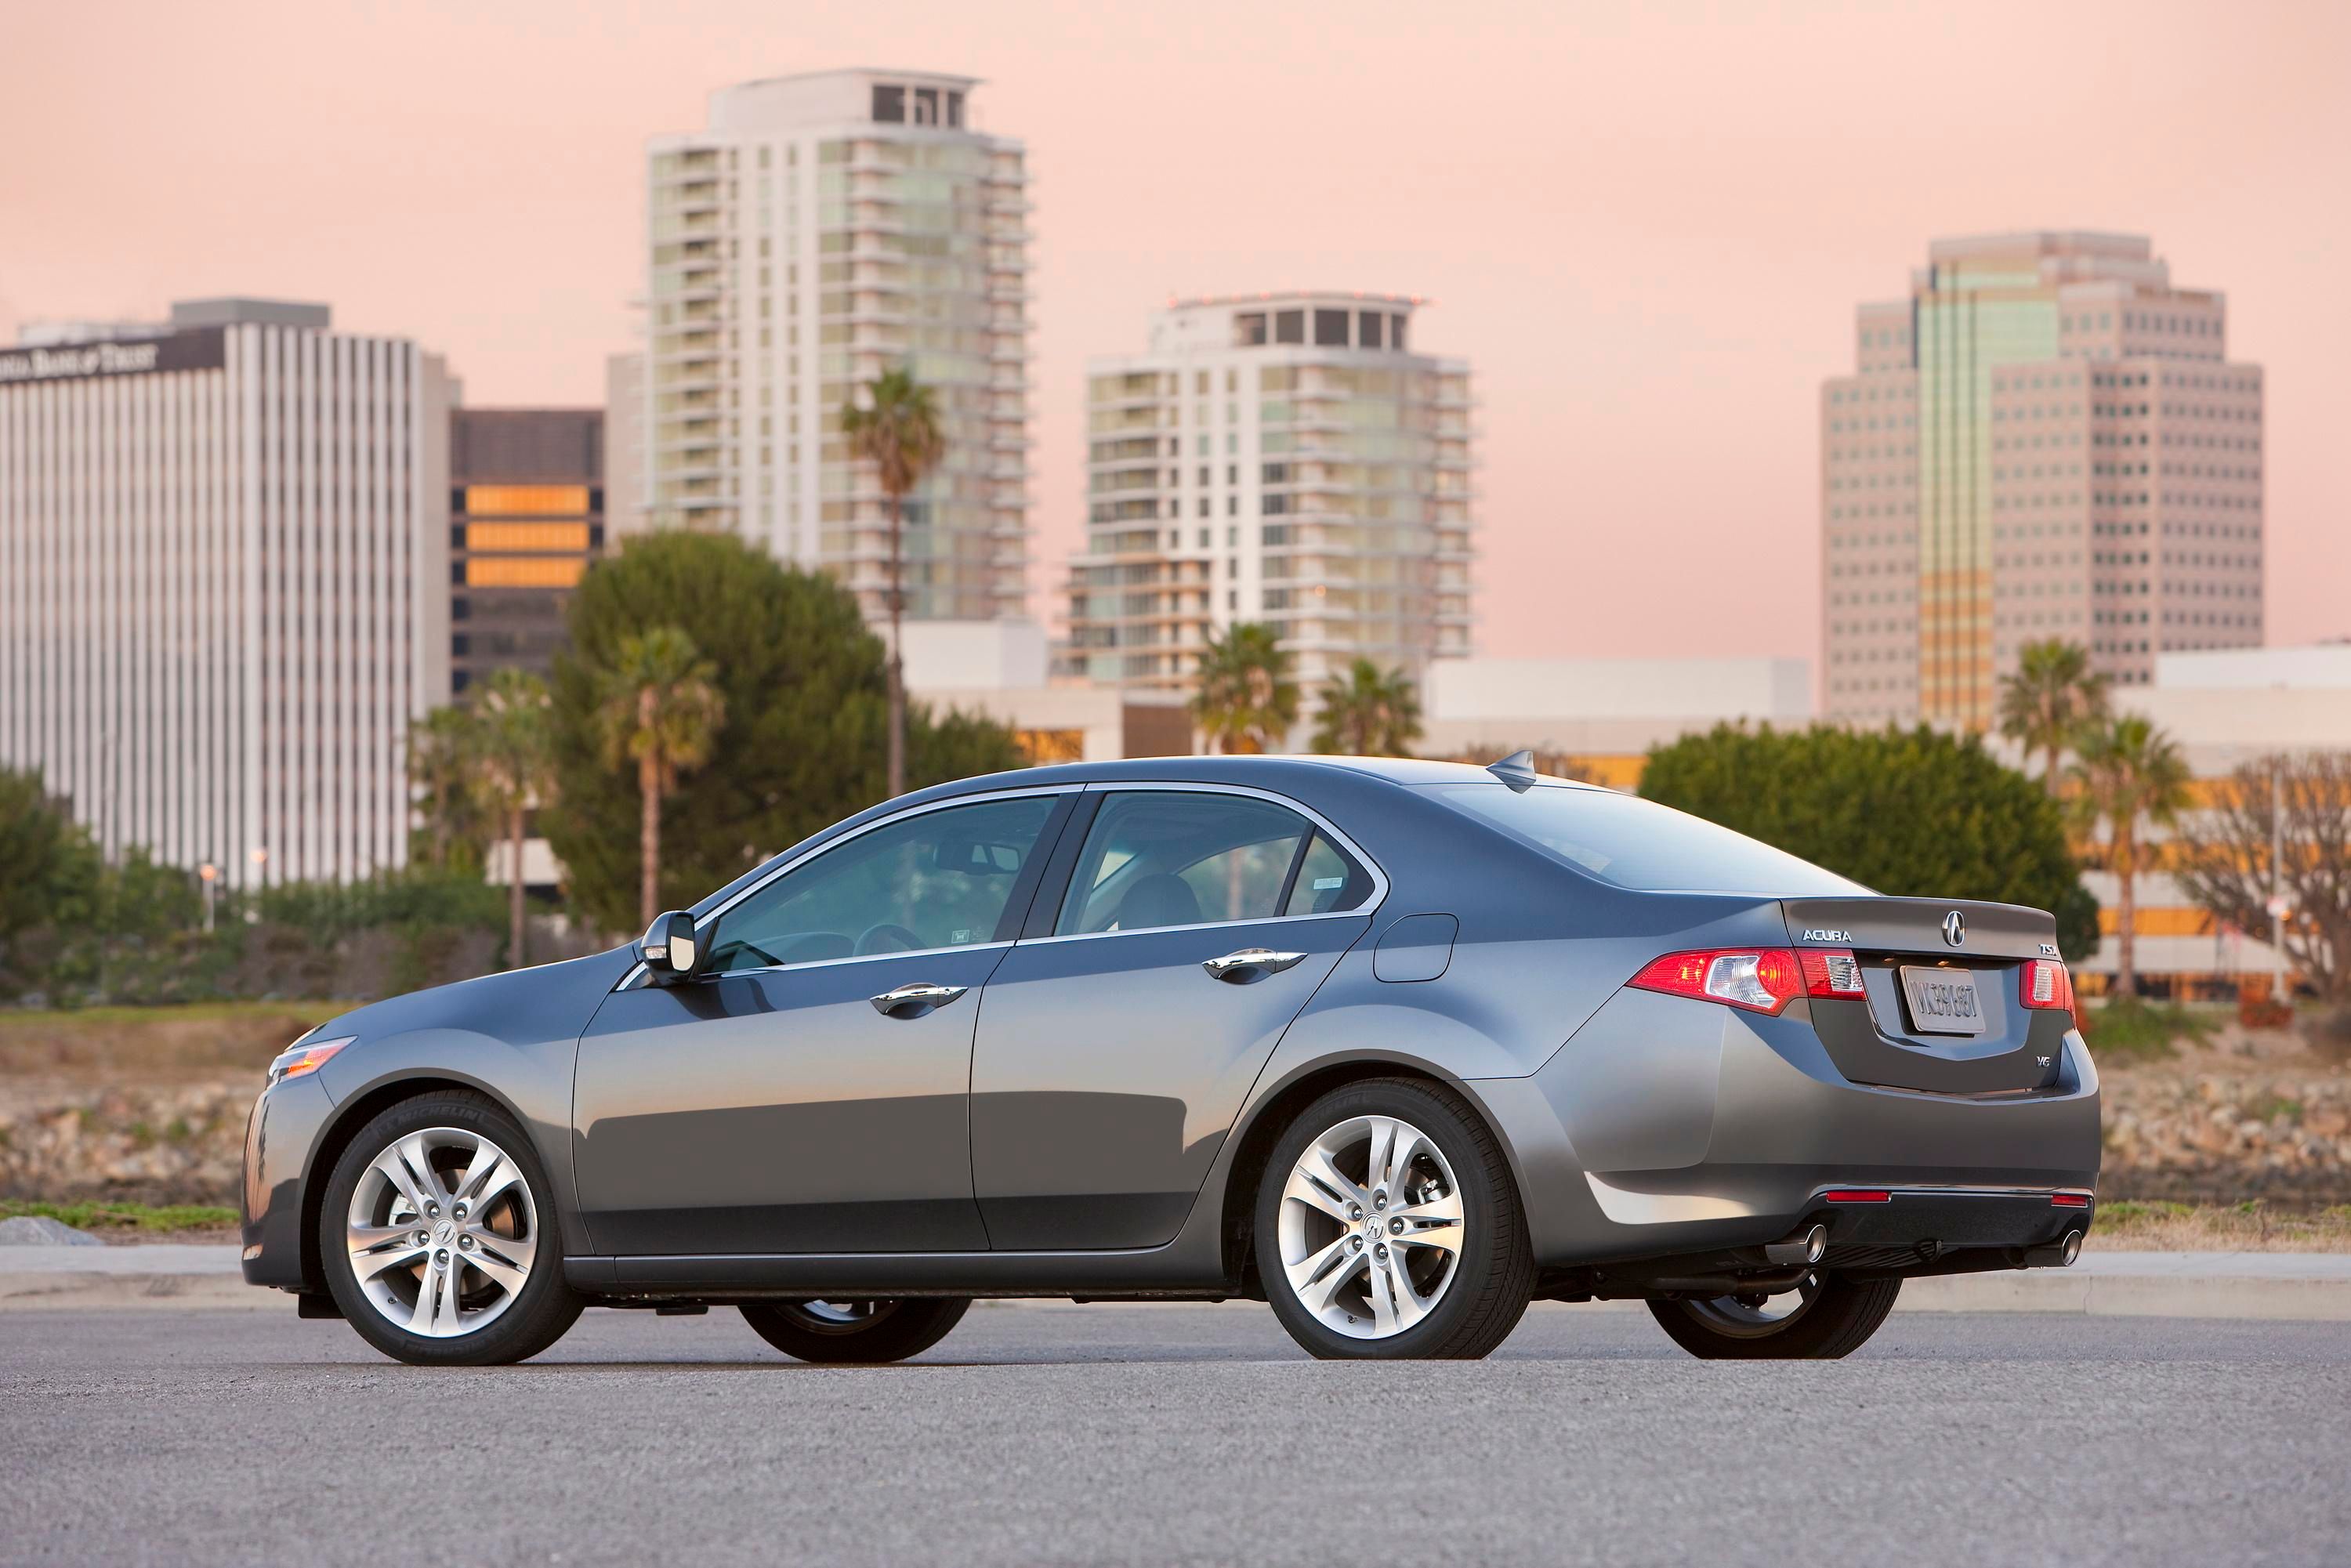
<box><xmin>5</xmin><ymin>1247</ymin><xmax>2349</xmax><ymax>1320</ymax></box>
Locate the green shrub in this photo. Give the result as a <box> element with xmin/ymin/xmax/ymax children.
<box><xmin>2085</xmin><ymin>995</ymin><xmax>2213</xmax><ymax>1059</ymax></box>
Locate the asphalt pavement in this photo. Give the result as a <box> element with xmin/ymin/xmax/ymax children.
<box><xmin>5</xmin><ymin>1303</ymin><xmax>2348</xmax><ymax>1566</ymax></box>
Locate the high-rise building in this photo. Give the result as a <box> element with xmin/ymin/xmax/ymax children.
<box><xmin>0</xmin><ymin>298</ymin><xmax>456</xmax><ymax>887</ymax></box>
<box><xmin>602</xmin><ymin>351</ymin><xmax>647</xmax><ymax>539</ymax></box>
<box><xmin>1822</xmin><ymin>231</ymin><xmax>2264</xmax><ymax>729</ymax></box>
<box><xmin>641</xmin><ymin>69</ymin><xmax>1031</xmax><ymax>620</ymax></box>
<box><xmin>1058</xmin><ymin>293</ymin><xmax>1474</xmax><ymax>713</ymax></box>
<box><xmin>449</xmin><ymin>409</ymin><xmax>604</xmax><ymax>694</ymax></box>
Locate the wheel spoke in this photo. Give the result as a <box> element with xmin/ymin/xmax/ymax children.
<box><xmin>1294</xmin><ymin>1145</ymin><xmax>1367</xmax><ymax>1215</ymax></box>
<box><xmin>461</xmin><ymin>1246</ymin><xmax>527</xmax><ymax>1298</ymax></box>
<box><xmin>1390</xmin><ymin>1190</ymin><xmax>1464</xmax><ymax>1256</ymax></box>
<box><xmin>1282</xmin><ymin>1163</ymin><xmax>1355</xmax><ymax>1224</ymax></box>
<box><xmin>1363</xmin><ymin>1117</ymin><xmax>1397</xmax><ymax>1198</ymax></box>
<box><xmin>1288</xmin><ymin>1236</ymin><xmax>1367</xmax><ymax>1315</ymax></box>
<box><xmin>429</xmin><ymin>1259</ymin><xmax>465</xmax><ymax>1334</ymax></box>
<box><xmin>1366</xmin><ymin>1254</ymin><xmax>1403</xmax><ymax>1334</ymax></box>
<box><xmin>1382</xmin><ymin>1251</ymin><xmax>1429</xmax><ymax>1331</ymax></box>
<box><xmin>347</xmin><ymin>1225</ymin><xmax>426</xmax><ymax>1281</ymax></box>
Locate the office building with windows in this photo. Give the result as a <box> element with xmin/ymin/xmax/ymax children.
<box><xmin>1059</xmin><ymin>293</ymin><xmax>1474</xmax><ymax>715</ymax></box>
<box><xmin>449</xmin><ymin>409</ymin><xmax>604</xmax><ymax>694</ymax></box>
<box><xmin>1822</xmin><ymin>231</ymin><xmax>2263</xmax><ymax>728</ymax></box>
<box><xmin>0</xmin><ymin>298</ymin><xmax>455</xmax><ymax>887</ymax></box>
<box><xmin>639</xmin><ymin>68</ymin><xmax>1031</xmax><ymax>621</ymax></box>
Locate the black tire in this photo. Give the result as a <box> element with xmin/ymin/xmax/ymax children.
<box><xmin>1255</xmin><ymin>1077</ymin><xmax>1534</xmax><ymax>1360</ymax></box>
<box><xmin>318</xmin><ymin>1088</ymin><xmax>583</xmax><ymax>1367</ymax></box>
<box><xmin>738</xmin><ymin>1298</ymin><xmax>973</xmax><ymax>1363</ymax></box>
<box><xmin>1646</xmin><ymin>1274</ymin><xmax>1902</xmax><ymax>1360</ymax></box>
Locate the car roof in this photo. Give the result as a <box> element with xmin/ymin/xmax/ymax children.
<box><xmin>911</xmin><ymin>753</ymin><xmax>1541</xmax><ymax>798</ymax></box>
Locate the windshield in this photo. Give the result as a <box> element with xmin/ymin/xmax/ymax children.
<box><xmin>1425</xmin><ymin>784</ymin><xmax>1868</xmax><ymax>896</ymax></box>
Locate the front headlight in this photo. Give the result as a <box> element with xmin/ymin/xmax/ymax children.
<box><xmin>266</xmin><ymin>1036</ymin><xmax>354</xmax><ymax>1087</ymax></box>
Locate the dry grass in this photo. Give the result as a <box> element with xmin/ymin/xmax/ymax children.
<box><xmin>0</xmin><ymin>1001</ymin><xmax>351</xmax><ymax>1085</ymax></box>
<box><xmin>2085</xmin><ymin>1200</ymin><xmax>2351</xmax><ymax>1253</ymax></box>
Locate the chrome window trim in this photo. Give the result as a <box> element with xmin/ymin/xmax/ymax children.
<box><xmin>1024</xmin><ymin>779</ymin><xmax>1389</xmax><ymax>946</ymax></box>
<box><xmin>615</xmin><ymin>784</ymin><xmax>1074</xmax><ymax>990</ymax></box>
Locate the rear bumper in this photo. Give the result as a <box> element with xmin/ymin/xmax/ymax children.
<box><xmin>239</xmin><ymin>1076</ymin><xmax>334</xmax><ymax>1291</ymax></box>
<box><xmin>1473</xmin><ymin>987</ymin><xmax>2102</xmax><ymax>1270</ymax></box>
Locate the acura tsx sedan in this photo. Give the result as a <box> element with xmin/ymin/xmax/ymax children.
<box><xmin>242</xmin><ymin>753</ymin><xmax>2099</xmax><ymax>1365</ymax></box>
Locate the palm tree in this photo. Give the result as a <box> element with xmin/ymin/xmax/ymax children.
<box><xmin>1311</xmin><ymin>658</ymin><xmax>1422</xmax><ymax>756</ymax></box>
<box><xmin>1190</xmin><ymin>622</ymin><xmax>1299</xmax><ymax>755</ymax></box>
<box><xmin>2067</xmin><ymin>714</ymin><xmax>2191</xmax><ymax>998</ymax></box>
<box><xmin>404</xmin><ymin>704</ymin><xmax>488</xmax><ymax>871</ymax></box>
<box><xmin>840</xmin><ymin>368</ymin><xmax>946</xmax><ymax>800</ymax></box>
<box><xmin>1999</xmin><ymin>639</ymin><xmax>2110</xmax><ymax>796</ymax></box>
<box><xmin>594</xmin><ymin>628</ymin><xmax>727</xmax><ymax>928</ymax></box>
<box><xmin>472</xmin><ymin>668</ymin><xmax>556</xmax><ymax>968</ymax></box>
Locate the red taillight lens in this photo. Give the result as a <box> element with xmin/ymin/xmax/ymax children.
<box><xmin>1822</xmin><ymin>1189</ymin><xmax>1893</xmax><ymax>1204</ymax></box>
<box><xmin>2020</xmin><ymin>958</ymin><xmax>2078</xmax><ymax>1024</ymax></box>
<box><xmin>1799</xmin><ymin>948</ymin><xmax>1865</xmax><ymax>998</ymax></box>
<box><xmin>2052</xmin><ymin>1192</ymin><xmax>2091</xmax><ymax>1208</ymax></box>
<box><xmin>1629</xmin><ymin>948</ymin><xmax>1806</xmax><ymax>1015</ymax></box>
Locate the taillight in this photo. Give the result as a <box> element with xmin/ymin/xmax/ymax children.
<box><xmin>1798</xmin><ymin>948</ymin><xmax>1864</xmax><ymax>998</ymax></box>
<box><xmin>1629</xmin><ymin>948</ymin><xmax>1806</xmax><ymax>1015</ymax></box>
<box><xmin>2020</xmin><ymin>958</ymin><xmax>2078</xmax><ymax>1024</ymax></box>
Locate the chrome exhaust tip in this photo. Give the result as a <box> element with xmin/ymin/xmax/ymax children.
<box><xmin>1763</xmin><ymin>1222</ymin><xmax>1829</xmax><ymax>1267</ymax></box>
<box><xmin>2024</xmin><ymin>1229</ymin><xmax>2084</xmax><ymax>1269</ymax></box>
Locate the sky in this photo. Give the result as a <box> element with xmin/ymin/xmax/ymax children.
<box><xmin>4</xmin><ymin>0</ymin><xmax>2345</xmax><ymax>666</ymax></box>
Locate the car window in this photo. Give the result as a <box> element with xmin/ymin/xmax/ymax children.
<box><xmin>1424</xmin><ymin>783</ymin><xmax>1868</xmax><ymax>896</ymax></box>
<box><xmin>706</xmin><ymin>795</ymin><xmax>1060</xmax><ymax>970</ymax></box>
<box><xmin>1283</xmin><ymin>831</ymin><xmax>1373</xmax><ymax>916</ymax></box>
<box><xmin>1056</xmin><ymin>791</ymin><xmax>1335</xmax><ymax>935</ymax></box>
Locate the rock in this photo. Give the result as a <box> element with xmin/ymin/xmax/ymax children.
<box><xmin>0</xmin><ymin>1215</ymin><xmax>105</xmax><ymax>1247</ymax></box>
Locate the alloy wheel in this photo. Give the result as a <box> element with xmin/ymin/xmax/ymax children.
<box><xmin>1679</xmin><ymin>1274</ymin><xmax>1821</xmax><ymax>1339</ymax></box>
<box><xmin>344</xmin><ymin>1125</ymin><xmax>540</xmax><ymax>1339</ymax></box>
<box><xmin>1276</xmin><ymin>1114</ymin><xmax>1465</xmax><ymax>1340</ymax></box>
<box><xmin>774</xmin><ymin>1300</ymin><xmax>904</xmax><ymax>1334</ymax></box>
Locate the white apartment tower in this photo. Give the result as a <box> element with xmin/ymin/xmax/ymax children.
<box><xmin>0</xmin><ymin>299</ymin><xmax>456</xmax><ymax>888</ymax></box>
<box><xmin>1060</xmin><ymin>293</ymin><xmax>1473</xmax><ymax>705</ymax></box>
<box><xmin>641</xmin><ymin>70</ymin><xmax>1032</xmax><ymax>620</ymax></box>
<box><xmin>1822</xmin><ymin>231</ymin><xmax>2263</xmax><ymax>729</ymax></box>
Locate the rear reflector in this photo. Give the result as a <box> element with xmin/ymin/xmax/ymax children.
<box><xmin>1822</xmin><ymin>1189</ymin><xmax>1893</xmax><ymax>1204</ymax></box>
<box><xmin>2051</xmin><ymin>1192</ymin><xmax>2091</xmax><ymax>1208</ymax></box>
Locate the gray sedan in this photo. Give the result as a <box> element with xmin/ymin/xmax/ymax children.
<box><xmin>241</xmin><ymin>754</ymin><xmax>2100</xmax><ymax>1364</ymax></box>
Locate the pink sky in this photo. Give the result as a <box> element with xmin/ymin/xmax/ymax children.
<box><xmin>5</xmin><ymin>1</ymin><xmax>2345</xmax><ymax>664</ymax></box>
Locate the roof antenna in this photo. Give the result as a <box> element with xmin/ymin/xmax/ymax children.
<box><xmin>1487</xmin><ymin>750</ymin><xmax>1538</xmax><ymax>793</ymax></box>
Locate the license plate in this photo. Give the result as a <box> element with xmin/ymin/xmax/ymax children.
<box><xmin>1900</xmin><ymin>966</ymin><xmax>1987</xmax><ymax>1036</ymax></box>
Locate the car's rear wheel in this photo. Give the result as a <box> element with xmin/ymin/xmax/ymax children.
<box><xmin>319</xmin><ymin>1089</ymin><xmax>582</xmax><ymax>1366</ymax></box>
<box><xmin>1646</xmin><ymin>1273</ymin><xmax>1901</xmax><ymax>1360</ymax></box>
<box><xmin>738</xmin><ymin>1298</ymin><xmax>972</xmax><ymax>1363</ymax></box>
<box><xmin>1255</xmin><ymin>1077</ymin><xmax>1533</xmax><ymax>1360</ymax></box>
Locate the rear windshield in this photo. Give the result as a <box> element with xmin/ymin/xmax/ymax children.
<box><xmin>1425</xmin><ymin>784</ymin><xmax>1868</xmax><ymax>896</ymax></box>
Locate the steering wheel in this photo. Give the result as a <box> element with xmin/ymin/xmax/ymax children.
<box><xmin>855</xmin><ymin>922</ymin><xmax>926</xmax><ymax>956</ymax></box>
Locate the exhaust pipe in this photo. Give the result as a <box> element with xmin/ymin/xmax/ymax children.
<box><xmin>2023</xmin><ymin>1229</ymin><xmax>2084</xmax><ymax>1269</ymax></box>
<box><xmin>1762</xmin><ymin>1223</ymin><xmax>1828</xmax><ymax>1267</ymax></box>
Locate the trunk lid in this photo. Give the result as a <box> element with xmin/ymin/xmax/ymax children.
<box><xmin>1779</xmin><ymin>895</ymin><xmax>2071</xmax><ymax>1096</ymax></box>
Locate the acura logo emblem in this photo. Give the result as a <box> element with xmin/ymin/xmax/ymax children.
<box><xmin>1942</xmin><ymin>911</ymin><xmax>1966</xmax><ymax>947</ymax></box>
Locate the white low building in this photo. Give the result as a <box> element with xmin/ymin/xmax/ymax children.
<box><xmin>1419</xmin><ymin>655</ymin><xmax>1813</xmax><ymax>784</ymax></box>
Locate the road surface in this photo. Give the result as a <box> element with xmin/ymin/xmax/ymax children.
<box><xmin>5</xmin><ymin>1303</ymin><xmax>2346</xmax><ymax>1566</ymax></box>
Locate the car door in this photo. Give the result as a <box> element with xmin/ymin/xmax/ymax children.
<box><xmin>969</xmin><ymin>785</ymin><xmax>1381</xmax><ymax>1251</ymax></box>
<box><xmin>573</xmin><ymin>789</ymin><xmax>1074</xmax><ymax>1257</ymax></box>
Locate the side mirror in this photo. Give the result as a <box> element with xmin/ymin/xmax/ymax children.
<box><xmin>639</xmin><ymin>910</ymin><xmax>701</xmax><ymax>983</ymax></box>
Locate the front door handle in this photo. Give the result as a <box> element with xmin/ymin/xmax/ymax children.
<box><xmin>869</xmin><ymin>981</ymin><xmax>970</xmax><ymax>1018</ymax></box>
<box><xmin>1201</xmin><ymin>948</ymin><xmax>1308</xmax><ymax>982</ymax></box>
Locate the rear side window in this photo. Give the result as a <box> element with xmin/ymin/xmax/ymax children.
<box><xmin>1425</xmin><ymin>784</ymin><xmax>1866</xmax><ymax>896</ymax></box>
<box><xmin>1057</xmin><ymin>791</ymin><xmax>1372</xmax><ymax>935</ymax></box>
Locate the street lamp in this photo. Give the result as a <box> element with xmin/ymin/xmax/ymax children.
<box><xmin>197</xmin><ymin>863</ymin><xmax>218</xmax><ymax>935</ymax></box>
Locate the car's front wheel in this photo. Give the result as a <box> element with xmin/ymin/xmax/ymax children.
<box><xmin>319</xmin><ymin>1089</ymin><xmax>583</xmax><ymax>1366</ymax></box>
<box><xmin>1255</xmin><ymin>1077</ymin><xmax>1533</xmax><ymax>1360</ymax></box>
<box><xmin>1646</xmin><ymin>1273</ymin><xmax>1901</xmax><ymax>1360</ymax></box>
<box><xmin>738</xmin><ymin>1298</ymin><xmax>972</xmax><ymax>1363</ymax></box>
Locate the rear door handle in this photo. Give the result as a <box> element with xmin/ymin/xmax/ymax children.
<box><xmin>869</xmin><ymin>982</ymin><xmax>970</xmax><ymax>1018</ymax></box>
<box><xmin>1201</xmin><ymin>948</ymin><xmax>1308</xmax><ymax>982</ymax></box>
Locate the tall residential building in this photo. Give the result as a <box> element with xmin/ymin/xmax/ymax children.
<box><xmin>1822</xmin><ymin>231</ymin><xmax>2264</xmax><ymax>729</ymax></box>
<box><xmin>0</xmin><ymin>298</ymin><xmax>456</xmax><ymax>888</ymax></box>
<box><xmin>1059</xmin><ymin>293</ymin><xmax>1474</xmax><ymax>710</ymax></box>
<box><xmin>449</xmin><ymin>409</ymin><xmax>604</xmax><ymax>694</ymax></box>
<box><xmin>602</xmin><ymin>351</ymin><xmax>646</xmax><ymax>538</ymax></box>
<box><xmin>641</xmin><ymin>69</ymin><xmax>1031</xmax><ymax>620</ymax></box>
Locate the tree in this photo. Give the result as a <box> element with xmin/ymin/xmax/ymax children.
<box><xmin>542</xmin><ymin>531</ymin><xmax>1024</xmax><ymax>935</ymax></box>
<box><xmin>1311</xmin><ymin>658</ymin><xmax>1422</xmax><ymax>757</ymax></box>
<box><xmin>2067</xmin><ymin>715</ymin><xmax>2192</xmax><ymax>997</ymax></box>
<box><xmin>1998</xmin><ymin>639</ymin><xmax>2110</xmax><ymax>795</ymax></box>
<box><xmin>1639</xmin><ymin>723</ymin><xmax>2099</xmax><ymax>961</ymax></box>
<box><xmin>595</xmin><ymin>627</ymin><xmax>727</xmax><ymax>929</ymax></box>
<box><xmin>1191</xmin><ymin>622</ymin><xmax>1299</xmax><ymax>755</ymax></box>
<box><xmin>2173</xmin><ymin>752</ymin><xmax>2351</xmax><ymax>1001</ymax></box>
<box><xmin>840</xmin><ymin>368</ymin><xmax>946</xmax><ymax>801</ymax></box>
<box><xmin>471</xmin><ymin>668</ymin><xmax>557</xmax><ymax>967</ymax></box>
<box><xmin>0</xmin><ymin>767</ymin><xmax>85</xmax><ymax>951</ymax></box>
<box><xmin>405</xmin><ymin>704</ymin><xmax>491</xmax><ymax>872</ymax></box>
